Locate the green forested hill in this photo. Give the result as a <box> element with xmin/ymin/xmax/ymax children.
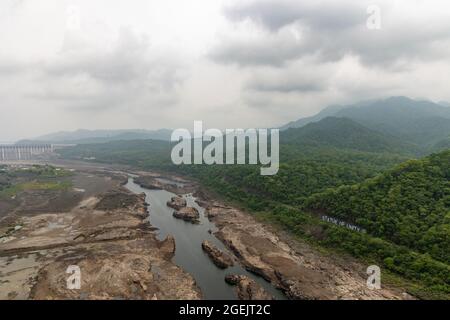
<box><xmin>281</xmin><ymin>117</ymin><xmax>418</xmax><ymax>154</ymax></box>
<box><xmin>60</xmin><ymin>137</ymin><xmax>408</xmax><ymax>208</ymax></box>
<box><xmin>283</xmin><ymin>97</ymin><xmax>450</xmax><ymax>148</ymax></box>
<box><xmin>305</xmin><ymin>150</ymin><xmax>450</xmax><ymax>263</ymax></box>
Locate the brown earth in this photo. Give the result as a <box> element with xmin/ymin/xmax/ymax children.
<box><xmin>0</xmin><ymin>166</ymin><xmax>201</xmax><ymax>300</ymax></box>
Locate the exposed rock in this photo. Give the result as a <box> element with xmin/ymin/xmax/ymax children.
<box><xmin>134</xmin><ymin>176</ymin><xmax>163</xmax><ymax>190</ymax></box>
<box><xmin>166</xmin><ymin>196</ymin><xmax>187</xmax><ymax>210</ymax></box>
<box><xmin>225</xmin><ymin>275</ymin><xmax>274</xmax><ymax>300</ymax></box>
<box><xmin>201</xmin><ymin>240</ymin><xmax>234</xmax><ymax>269</ymax></box>
<box><xmin>206</xmin><ymin>208</ymin><xmax>218</xmax><ymax>219</ymax></box>
<box><xmin>211</xmin><ymin>203</ymin><xmax>405</xmax><ymax>300</ymax></box>
<box><xmin>159</xmin><ymin>235</ymin><xmax>176</xmax><ymax>259</ymax></box>
<box><xmin>172</xmin><ymin>207</ymin><xmax>199</xmax><ymax>223</ymax></box>
<box><xmin>135</xmin><ymin>175</ymin><xmax>197</xmax><ymax>194</ymax></box>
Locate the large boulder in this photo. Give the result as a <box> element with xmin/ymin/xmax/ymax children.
<box><xmin>172</xmin><ymin>207</ymin><xmax>199</xmax><ymax>223</ymax></box>
<box><xmin>166</xmin><ymin>196</ymin><xmax>187</xmax><ymax>210</ymax></box>
<box><xmin>201</xmin><ymin>240</ymin><xmax>234</xmax><ymax>269</ymax></box>
<box><xmin>225</xmin><ymin>275</ymin><xmax>274</xmax><ymax>300</ymax></box>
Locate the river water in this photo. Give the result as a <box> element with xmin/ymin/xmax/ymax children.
<box><xmin>125</xmin><ymin>177</ymin><xmax>286</xmax><ymax>300</ymax></box>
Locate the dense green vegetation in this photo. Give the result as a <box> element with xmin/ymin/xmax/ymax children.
<box><xmin>256</xmin><ymin>204</ymin><xmax>449</xmax><ymax>299</ymax></box>
<box><xmin>283</xmin><ymin>97</ymin><xmax>450</xmax><ymax>149</ymax></box>
<box><xmin>305</xmin><ymin>151</ymin><xmax>450</xmax><ymax>263</ymax></box>
<box><xmin>59</xmin><ymin>139</ymin><xmax>172</xmax><ymax>166</ymax></box>
<box><xmin>173</xmin><ymin>145</ymin><xmax>407</xmax><ymax>208</ymax></box>
<box><xmin>60</xmin><ymin>139</ymin><xmax>408</xmax><ymax>208</ymax></box>
<box><xmin>281</xmin><ymin>117</ymin><xmax>419</xmax><ymax>154</ymax></box>
<box><xmin>173</xmin><ymin>152</ymin><xmax>450</xmax><ymax>298</ymax></box>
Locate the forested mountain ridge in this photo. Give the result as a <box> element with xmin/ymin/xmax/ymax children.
<box><xmin>305</xmin><ymin>150</ymin><xmax>450</xmax><ymax>263</ymax></box>
<box><xmin>281</xmin><ymin>117</ymin><xmax>418</xmax><ymax>154</ymax></box>
<box><xmin>282</xmin><ymin>97</ymin><xmax>450</xmax><ymax>148</ymax></box>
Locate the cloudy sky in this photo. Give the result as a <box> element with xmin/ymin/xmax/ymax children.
<box><xmin>1</xmin><ymin>0</ymin><xmax>450</xmax><ymax>141</ymax></box>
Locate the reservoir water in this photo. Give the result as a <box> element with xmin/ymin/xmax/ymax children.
<box><xmin>125</xmin><ymin>177</ymin><xmax>286</xmax><ymax>300</ymax></box>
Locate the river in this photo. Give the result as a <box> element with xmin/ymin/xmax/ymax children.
<box><xmin>125</xmin><ymin>177</ymin><xmax>286</xmax><ymax>300</ymax></box>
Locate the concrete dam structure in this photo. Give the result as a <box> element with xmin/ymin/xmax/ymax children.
<box><xmin>0</xmin><ymin>144</ymin><xmax>54</xmax><ymax>161</ymax></box>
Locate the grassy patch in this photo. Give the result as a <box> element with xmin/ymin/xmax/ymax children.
<box><xmin>0</xmin><ymin>180</ymin><xmax>72</xmax><ymax>198</ymax></box>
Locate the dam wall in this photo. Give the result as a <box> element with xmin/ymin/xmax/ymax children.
<box><xmin>0</xmin><ymin>144</ymin><xmax>54</xmax><ymax>161</ymax></box>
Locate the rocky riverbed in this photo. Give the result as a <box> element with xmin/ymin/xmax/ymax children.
<box><xmin>201</xmin><ymin>200</ymin><xmax>407</xmax><ymax>300</ymax></box>
<box><xmin>0</xmin><ymin>166</ymin><xmax>201</xmax><ymax>300</ymax></box>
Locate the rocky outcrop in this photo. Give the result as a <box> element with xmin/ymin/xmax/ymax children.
<box><xmin>173</xmin><ymin>207</ymin><xmax>199</xmax><ymax>223</ymax></box>
<box><xmin>209</xmin><ymin>202</ymin><xmax>406</xmax><ymax>300</ymax></box>
<box><xmin>134</xmin><ymin>176</ymin><xmax>163</xmax><ymax>190</ymax></box>
<box><xmin>225</xmin><ymin>275</ymin><xmax>274</xmax><ymax>300</ymax></box>
<box><xmin>166</xmin><ymin>196</ymin><xmax>187</xmax><ymax>210</ymax></box>
<box><xmin>159</xmin><ymin>235</ymin><xmax>176</xmax><ymax>259</ymax></box>
<box><xmin>201</xmin><ymin>240</ymin><xmax>234</xmax><ymax>269</ymax></box>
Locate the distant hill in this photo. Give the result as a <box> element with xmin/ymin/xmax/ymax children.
<box><xmin>282</xmin><ymin>97</ymin><xmax>450</xmax><ymax>148</ymax></box>
<box><xmin>280</xmin><ymin>117</ymin><xmax>418</xmax><ymax>154</ymax></box>
<box><xmin>432</xmin><ymin>136</ymin><xmax>450</xmax><ymax>152</ymax></box>
<box><xmin>58</xmin><ymin>139</ymin><xmax>172</xmax><ymax>166</ymax></box>
<box><xmin>18</xmin><ymin>129</ymin><xmax>172</xmax><ymax>145</ymax></box>
<box><xmin>280</xmin><ymin>104</ymin><xmax>349</xmax><ymax>130</ymax></box>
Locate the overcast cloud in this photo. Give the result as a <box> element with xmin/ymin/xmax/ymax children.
<box><xmin>1</xmin><ymin>0</ymin><xmax>450</xmax><ymax>141</ymax></box>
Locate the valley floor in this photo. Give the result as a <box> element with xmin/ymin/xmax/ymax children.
<box><xmin>0</xmin><ymin>160</ymin><xmax>411</xmax><ymax>300</ymax></box>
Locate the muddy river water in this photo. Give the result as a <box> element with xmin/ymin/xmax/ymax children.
<box><xmin>125</xmin><ymin>177</ymin><xmax>286</xmax><ymax>300</ymax></box>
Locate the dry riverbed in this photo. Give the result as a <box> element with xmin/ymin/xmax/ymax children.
<box><xmin>0</xmin><ymin>166</ymin><xmax>200</xmax><ymax>300</ymax></box>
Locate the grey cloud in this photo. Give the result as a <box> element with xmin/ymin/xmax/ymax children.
<box><xmin>248</xmin><ymin>81</ymin><xmax>323</xmax><ymax>93</ymax></box>
<box><xmin>213</xmin><ymin>0</ymin><xmax>450</xmax><ymax>68</ymax></box>
<box><xmin>246</xmin><ymin>71</ymin><xmax>326</xmax><ymax>93</ymax></box>
<box><xmin>0</xmin><ymin>58</ymin><xmax>36</xmax><ymax>75</ymax></box>
<box><xmin>15</xmin><ymin>28</ymin><xmax>187</xmax><ymax>113</ymax></box>
<box><xmin>224</xmin><ymin>0</ymin><xmax>364</xmax><ymax>32</ymax></box>
<box><xmin>209</xmin><ymin>34</ymin><xmax>304</xmax><ymax>67</ymax></box>
<box><xmin>46</xmin><ymin>28</ymin><xmax>184</xmax><ymax>89</ymax></box>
